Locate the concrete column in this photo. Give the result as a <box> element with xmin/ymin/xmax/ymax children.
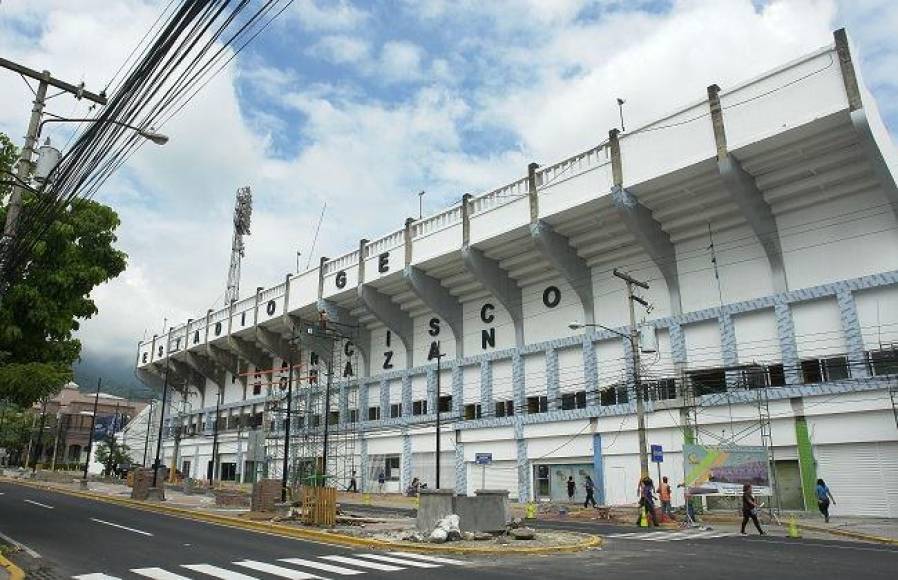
<box><xmin>836</xmin><ymin>288</ymin><xmax>869</xmax><ymax>379</ymax></box>
<box><xmin>546</xmin><ymin>348</ymin><xmax>560</xmax><ymax>410</ymax></box>
<box><xmin>791</xmin><ymin>398</ymin><xmax>817</xmax><ymax>511</ymax></box>
<box><xmin>514</xmin><ymin>418</ymin><xmax>530</xmax><ymax>501</ymax></box>
<box><xmin>455</xmin><ymin>436</ymin><xmax>467</xmax><ymax>495</ymax></box>
<box><xmin>512</xmin><ymin>353</ymin><xmax>525</xmax><ymax>416</ymax></box>
<box><xmin>774</xmin><ymin>301</ymin><xmax>801</xmax><ymax>385</ymax></box>
<box><xmin>401</xmin><ymin>432</ymin><xmax>412</xmax><ymax>492</ymax></box>
<box><xmin>451</xmin><ymin>365</ymin><xmax>463</xmax><ymax>417</ymax></box>
<box><xmin>338</xmin><ymin>381</ymin><xmax>349</xmax><ymax>425</ymax></box>
<box><xmin>583</xmin><ymin>337</ymin><xmax>599</xmax><ymax>408</ymax></box>
<box><xmin>480</xmin><ymin>360</ymin><xmax>494</xmax><ymax>417</ymax></box>
<box><xmin>426</xmin><ymin>368</ymin><xmax>437</xmax><ymax>416</ymax></box>
<box><xmin>358</xmin><ymin>380</ymin><xmax>369</xmax><ymax>421</ymax></box>
<box><xmin>592</xmin><ymin>433</ymin><xmax>605</xmax><ymax>505</ymax></box>
<box><xmin>359</xmin><ymin>437</ymin><xmax>369</xmax><ymax>492</ymax></box>
<box><xmin>719</xmin><ymin>313</ymin><xmax>740</xmax><ymax>390</ymax></box>
<box><xmin>401</xmin><ymin>374</ymin><xmax>413</xmax><ymax>418</ymax></box>
<box><xmin>379</xmin><ymin>379</ymin><xmax>390</xmax><ymax>420</ymax></box>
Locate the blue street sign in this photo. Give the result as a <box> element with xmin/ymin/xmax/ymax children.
<box><xmin>651</xmin><ymin>444</ymin><xmax>663</xmax><ymax>463</ymax></box>
<box><xmin>475</xmin><ymin>453</ymin><xmax>493</xmax><ymax>465</ymax></box>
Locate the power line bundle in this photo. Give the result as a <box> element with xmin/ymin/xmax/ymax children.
<box><xmin>0</xmin><ymin>0</ymin><xmax>295</xmax><ymax>292</ymax></box>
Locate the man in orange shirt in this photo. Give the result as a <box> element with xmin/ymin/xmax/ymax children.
<box><xmin>659</xmin><ymin>476</ymin><xmax>673</xmax><ymax>519</ymax></box>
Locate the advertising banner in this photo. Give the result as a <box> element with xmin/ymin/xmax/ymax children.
<box><xmin>683</xmin><ymin>444</ymin><xmax>771</xmax><ymax>496</ymax></box>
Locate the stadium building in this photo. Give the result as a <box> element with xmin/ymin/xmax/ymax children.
<box><xmin>136</xmin><ymin>29</ymin><xmax>898</xmax><ymax>517</ymax></box>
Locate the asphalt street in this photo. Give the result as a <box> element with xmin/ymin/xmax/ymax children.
<box><xmin>2</xmin><ymin>481</ymin><xmax>898</xmax><ymax>580</ymax></box>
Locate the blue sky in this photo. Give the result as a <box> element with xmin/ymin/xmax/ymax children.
<box><xmin>1</xmin><ymin>0</ymin><xmax>897</xmax><ymax>395</ymax></box>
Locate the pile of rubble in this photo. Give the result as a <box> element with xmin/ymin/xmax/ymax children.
<box><xmin>414</xmin><ymin>514</ymin><xmax>536</xmax><ymax>544</ymax></box>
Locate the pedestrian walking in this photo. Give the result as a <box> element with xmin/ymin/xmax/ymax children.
<box><xmin>567</xmin><ymin>475</ymin><xmax>576</xmax><ymax>502</ymax></box>
<box><xmin>347</xmin><ymin>470</ymin><xmax>358</xmax><ymax>492</ymax></box>
<box><xmin>636</xmin><ymin>476</ymin><xmax>659</xmax><ymax>526</ymax></box>
<box><xmin>816</xmin><ymin>478</ymin><xmax>836</xmax><ymax>523</ymax></box>
<box><xmin>583</xmin><ymin>475</ymin><xmax>597</xmax><ymax>508</ymax></box>
<box><xmin>659</xmin><ymin>475</ymin><xmax>673</xmax><ymax>519</ymax></box>
<box><xmin>377</xmin><ymin>470</ymin><xmax>385</xmax><ymax>493</ymax></box>
<box><xmin>740</xmin><ymin>483</ymin><xmax>765</xmax><ymax>535</ymax></box>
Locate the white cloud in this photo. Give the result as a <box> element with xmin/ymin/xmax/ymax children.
<box><xmin>379</xmin><ymin>41</ymin><xmax>426</xmax><ymax>83</ymax></box>
<box><xmin>288</xmin><ymin>0</ymin><xmax>369</xmax><ymax>31</ymax></box>
<box><xmin>308</xmin><ymin>35</ymin><xmax>371</xmax><ymax>64</ymax></box>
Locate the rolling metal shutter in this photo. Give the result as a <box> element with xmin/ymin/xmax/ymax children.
<box><xmin>815</xmin><ymin>442</ymin><xmax>898</xmax><ymax>517</ymax></box>
<box><xmin>467</xmin><ymin>460</ymin><xmax>519</xmax><ymax>500</ymax></box>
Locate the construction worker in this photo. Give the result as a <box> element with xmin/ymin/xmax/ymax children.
<box><xmin>659</xmin><ymin>475</ymin><xmax>673</xmax><ymax>519</ymax></box>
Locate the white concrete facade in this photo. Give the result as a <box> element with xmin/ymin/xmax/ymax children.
<box><xmin>137</xmin><ymin>30</ymin><xmax>898</xmax><ymax>517</ymax></box>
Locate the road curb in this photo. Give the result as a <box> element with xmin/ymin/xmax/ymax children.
<box><xmin>794</xmin><ymin>523</ymin><xmax>898</xmax><ymax>546</ymax></box>
<box><xmin>0</xmin><ymin>551</ymin><xmax>25</xmax><ymax>580</ymax></box>
<box><xmin>1</xmin><ymin>479</ymin><xmax>602</xmax><ymax>556</ymax></box>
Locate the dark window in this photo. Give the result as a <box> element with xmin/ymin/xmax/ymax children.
<box><xmin>561</xmin><ymin>391</ymin><xmax>587</xmax><ymax>410</ymax></box>
<box><xmin>384</xmin><ymin>455</ymin><xmax>400</xmax><ymax>481</ymax></box>
<box><xmin>368</xmin><ymin>406</ymin><xmax>381</xmax><ymax>421</ymax></box>
<box><xmin>868</xmin><ymin>348</ymin><xmax>898</xmax><ymax>376</ymax></box>
<box><xmin>526</xmin><ymin>395</ymin><xmax>548</xmax><ymax>414</ymax></box>
<box><xmin>311</xmin><ymin>414</ymin><xmax>321</xmax><ymax>427</ymax></box>
<box><xmin>252</xmin><ymin>373</ymin><xmax>262</xmax><ymax>396</ymax></box>
<box><xmin>251</xmin><ymin>413</ymin><xmax>263</xmax><ymax>429</ymax></box>
<box><xmin>801</xmin><ymin>357</ymin><xmax>850</xmax><ymax>383</ymax></box>
<box><xmin>227</xmin><ymin>415</ymin><xmax>238</xmax><ymax>430</ymax></box>
<box><xmin>220</xmin><ymin>462</ymin><xmax>237</xmax><ymax>482</ymax></box>
<box><xmin>328</xmin><ymin>411</ymin><xmax>340</xmax><ymax>425</ymax></box>
<box><xmin>349</xmin><ymin>409</ymin><xmax>359</xmax><ymax>423</ymax></box>
<box><xmin>600</xmin><ymin>384</ymin><xmax>628</xmax><ymax>406</ymax></box>
<box><xmin>648</xmin><ymin>378</ymin><xmax>678</xmax><ymax>400</ymax></box>
<box><xmin>768</xmin><ymin>364</ymin><xmax>786</xmax><ymax>387</ymax></box>
<box><xmin>438</xmin><ymin>395</ymin><xmax>452</xmax><ymax>413</ymax></box>
<box><xmin>823</xmin><ymin>356</ymin><xmax>849</xmax><ymax>381</ymax></box>
<box><xmin>689</xmin><ymin>368</ymin><xmax>727</xmax><ymax>396</ymax></box>
<box><xmin>390</xmin><ymin>403</ymin><xmax>402</xmax><ymax>418</ymax></box>
<box><xmin>464</xmin><ymin>403</ymin><xmax>482</xmax><ymax>420</ymax></box>
<box><xmin>494</xmin><ymin>400</ymin><xmax>514</xmax><ymax>417</ymax></box>
<box><xmin>412</xmin><ymin>400</ymin><xmax>428</xmax><ymax>416</ymax></box>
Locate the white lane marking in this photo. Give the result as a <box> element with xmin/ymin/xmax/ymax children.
<box><xmin>387</xmin><ymin>552</ymin><xmax>468</xmax><ymax>565</ymax></box>
<box><xmin>320</xmin><ymin>555</ymin><xmax>404</xmax><ymax>571</ymax></box>
<box><xmin>24</xmin><ymin>499</ymin><xmax>54</xmax><ymax>509</ymax></box>
<box><xmin>0</xmin><ymin>530</ymin><xmax>41</xmax><ymax>558</ymax></box>
<box><xmin>72</xmin><ymin>575</ymin><xmax>123</xmax><ymax>579</ymax></box>
<box><xmin>279</xmin><ymin>558</ymin><xmax>365</xmax><ymax>575</ymax></box>
<box><xmin>232</xmin><ymin>561</ymin><xmax>320</xmax><ymax>579</ymax></box>
<box><xmin>181</xmin><ymin>564</ymin><xmax>261</xmax><ymax>579</ymax></box>
<box><xmin>90</xmin><ymin>518</ymin><xmax>154</xmax><ymax>536</ymax></box>
<box><xmin>354</xmin><ymin>553</ymin><xmax>440</xmax><ymax>568</ymax></box>
<box><xmin>131</xmin><ymin>568</ymin><xmax>192</xmax><ymax>579</ymax></box>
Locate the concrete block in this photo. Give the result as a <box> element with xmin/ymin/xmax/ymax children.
<box><xmin>416</xmin><ymin>488</ymin><xmax>509</xmax><ymax>533</ymax></box>
<box><xmin>416</xmin><ymin>489</ymin><xmax>455</xmax><ymax>531</ymax></box>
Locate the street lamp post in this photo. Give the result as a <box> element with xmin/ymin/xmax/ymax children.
<box><xmin>142</xmin><ymin>400</ymin><xmax>155</xmax><ymax>467</ymax></box>
<box><xmin>151</xmin><ymin>348</ymin><xmax>171</xmax><ymax>491</ymax></box>
<box><xmin>37</xmin><ymin>116</ymin><xmax>169</xmax><ymax>145</ymax></box>
<box><xmin>82</xmin><ymin>378</ymin><xmax>102</xmax><ymax>488</ymax></box>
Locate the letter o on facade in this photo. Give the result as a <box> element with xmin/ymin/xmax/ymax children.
<box><xmin>266</xmin><ymin>300</ymin><xmax>276</xmax><ymax>316</ymax></box>
<box><xmin>214</xmin><ymin>322</ymin><xmax>222</xmax><ymax>336</ymax></box>
<box><xmin>543</xmin><ymin>285</ymin><xmax>561</xmax><ymax>308</ymax></box>
<box><xmin>335</xmin><ymin>270</ymin><xmax>347</xmax><ymax>289</ymax></box>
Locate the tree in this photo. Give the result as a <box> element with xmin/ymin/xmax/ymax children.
<box><xmin>0</xmin><ymin>131</ymin><xmax>127</xmax><ymax>405</ymax></box>
<box><xmin>0</xmin><ymin>403</ymin><xmax>35</xmax><ymax>466</ymax></box>
<box><xmin>95</xmin><ymin>436</ymin><xmax>132</xmax><ymax>476</ymax></box>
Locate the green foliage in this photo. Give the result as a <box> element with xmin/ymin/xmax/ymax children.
<box><xmin>0</xmin><ymin>132</ymin><xmax>127</xmax><ymax>406</ymax></box>
<box><xmin>0</xmin><ymin>363</ymin><xmax>72</xmax><ymax>407</ymax></box>
<box><xmin>0</xmin><ymin>132</ymin><xmax>16</xmax><ymax>201</ymax></box>
<box><xmin>95</xmin><ymin>436</ymin><xmax>133</xmax><ymax>476</ymax></box>
<box><xmin>0</xmin><ymin>403</ymin><xmax>34</xmax><ymax>463</ymax></box>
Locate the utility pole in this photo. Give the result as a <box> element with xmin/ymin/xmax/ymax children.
<box><xmin>31</xmin><ymin>399</ymin><xmax>48</xmax><ymax>475</ymax></box>
<box><xmin>614</xmin><ymin>268</ymin><xmax>650</xmax><ymax>477</ymax></box>
<box><xmin>82</xmin><ymin>378</ymin><xmax>102</xmax><ymax>487</ymax></box>
<box><xmin>49</xmin><ymin>410</ymin><xmax>62</xmax><ymax>471</ymax></box>
<box><xmin>321</xmin><ymin>340</ymin><xmax>334</xmax><ymax>487</ymax></box>
<box><xmin>143</xmin><ymin>400</ymin><xmax>155</xmax><ymax>467</ymax></box>
<box><xmin>0</xmin><ymin>57</ymin><xmax>106</xmax><ymax>284</ymax></box>
<box><xmin>281</xmin><ymin>351</ymin><xmax>294</xmax><ymax>501</ymax></box>
<box><xmin>434</xmin><ymin>345</ymin><xmax>444</xmax><ymax>490</ymax></box>
<box><xmin>151</xmin><ymin>353</ymin><xmax>170</xmax><ymax>490</ymax></box>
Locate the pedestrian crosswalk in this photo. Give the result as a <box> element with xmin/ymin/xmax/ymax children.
<box><xmin>605</xmin><ymin>530</ymin><xmax>740</xmax><ymax>542</ymax></box>
<box><xmin>73</xmin><ymin>551</ymin><xmax>467</xmax><ymax>579</ymax></box>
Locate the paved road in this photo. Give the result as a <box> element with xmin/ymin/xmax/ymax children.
<box><xmin>2</xmin><ymin>481</ymin><xmax>898</xmax><ymax>580</ymax></box>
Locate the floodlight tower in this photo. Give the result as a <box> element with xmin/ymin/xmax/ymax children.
<box><xmin>225</xmin><ymin>186</ymin><xmax>252</xmax><ymax>305</ymax></box>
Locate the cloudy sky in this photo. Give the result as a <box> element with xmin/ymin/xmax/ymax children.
<box><xmin>1</xmin><ymin>0</ymin><xmax>897</xmax><ymax>396</ymax></box>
